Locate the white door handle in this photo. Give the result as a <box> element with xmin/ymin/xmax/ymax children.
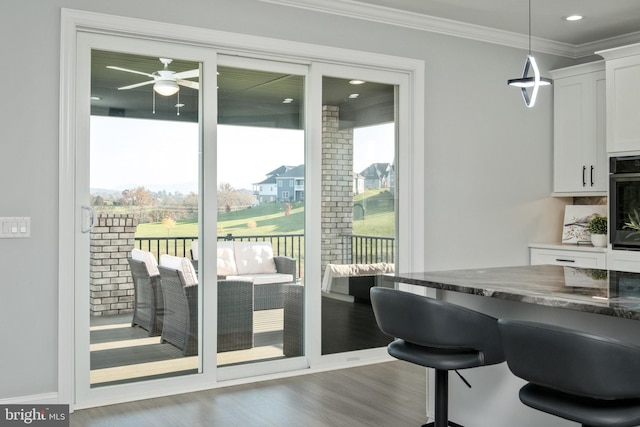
<box><xmin>81</xmin><ymin>205</ymin><xmax>96</xmax><ymax>233</ymax></box>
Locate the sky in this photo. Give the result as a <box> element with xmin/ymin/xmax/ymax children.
<box><xmin>90</xmin><ymin>116</ymin><xmax>394</xmax><ymax>192</ymax></box>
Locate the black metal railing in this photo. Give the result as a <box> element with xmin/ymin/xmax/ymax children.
<box><xmin>341</xmin><ymin>234</ymin><xmax>395</xmax><ymax>264</ymax></box>
<box><xmin>134</xmin><ymin>233</ymin><xmax>394</xmax><ymax>278</ymax></box>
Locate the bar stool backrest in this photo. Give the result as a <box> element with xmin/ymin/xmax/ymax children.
<box><xmin>371</xmin><ymin>287</ymin><xmax>504</xmax><ymax>366</ymax></box>
<box><xmin>498</xmin><ymin>319</ymin><xmax>640</xmax><ymax>400</ymax></box>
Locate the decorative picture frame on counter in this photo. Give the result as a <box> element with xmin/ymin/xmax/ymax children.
<box><xmin>562</xmin><ymin>205</ymin><xmax>607</xmax><ymax>244</ymax></box>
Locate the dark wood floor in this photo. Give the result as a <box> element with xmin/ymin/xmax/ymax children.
<box><xmin>71</xmin><ymin>361</ymin><xmax>427</xmax><ymax>427</ymax></box>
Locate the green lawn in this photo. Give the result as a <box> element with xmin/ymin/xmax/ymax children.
<box><xmin>137</xmin><ymin>190</ymin><xmax>395</xmax><ymax>238</ymax></box>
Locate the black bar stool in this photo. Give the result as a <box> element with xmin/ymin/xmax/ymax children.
<box><xmin>370</xmin><ymin>287</ymin><xmax>505</xmax><ymax>427</ymax></box>
<box><xmin>498</xmin><ymin>319</ymin><xmax>640</xmax><ymax>427</ymax></box>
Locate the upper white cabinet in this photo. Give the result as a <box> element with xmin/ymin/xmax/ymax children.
<box><xmin>550</xmin><ymin>61</ymin><xmax>607</xmax><ymax>195</ymax></box>
<box><xmin>597</xmin><ymin>43</ymin><xmax>640</xmax><ymax>154</ymax></box>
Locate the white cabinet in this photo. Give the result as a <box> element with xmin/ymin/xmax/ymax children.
<box><xmin>529</xmin><ymin>244</ymin><xmax>607</xmax><ymax>269</ymax></box>
<box><xmin>597</xmin><ymin>43</ymin><xmax>640</xmax><ymax>154</ymax></box>
<box><xmin>607</xmin><ymin>250</ymin><xmax>640</xmax><ymax>273</ymax></box>
<box><xmin>550</xmin><ymin>62</ymin><xmax>606</xmax><ymax>195</ymax></box>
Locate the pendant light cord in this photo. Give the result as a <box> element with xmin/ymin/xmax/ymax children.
<box><xmin>528</xmin><ymin>0</ymin><xmax>532</xmax><ymax>55</ymax></box>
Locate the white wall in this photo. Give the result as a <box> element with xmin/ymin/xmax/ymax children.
<box><xmin>0</xmin><ymin>0</ymin><xmax>576</xmax><ymax>400</ymax></box>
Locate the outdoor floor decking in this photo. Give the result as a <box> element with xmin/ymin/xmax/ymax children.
<box><xmin>90</xmin><ymin>297</ymin><xmax>392</xmax><ymax>386</ymax></box>
<box><xmin>90</xmin><ymin>310</ymin><xmax>285</xmax><ymax>386</ymax></box>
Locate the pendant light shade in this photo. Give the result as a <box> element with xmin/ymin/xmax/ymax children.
<box><xmin>508</xmin><ymin>0</ymin><xmax>552</xmax><ymax>107</ymax></box>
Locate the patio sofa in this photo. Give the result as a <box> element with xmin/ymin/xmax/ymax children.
<box><xmin>217</xmin><ymin>241</ymin><xmax>296</xmax><ymax>310</ymax></box>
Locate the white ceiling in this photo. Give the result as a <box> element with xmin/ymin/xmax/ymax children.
<box><xmin>261</xmin><ymin>0</ymin><xmax>640</xmax><ymax>57</ymax></box>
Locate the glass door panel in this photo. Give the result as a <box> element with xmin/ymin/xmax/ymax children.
<box><xmin>320</xmin><ymin>76</ymin><xmax>397</xmax><ymax>355</ymax></box>
<box><xmin>216</xmin><ymin>64</ymin><xmax>306</xmax><ymax>366</ymax></box>
<box><xmin>89</xmin><ymin>50</ymin><xmax>201</xmax><ymax>386</ymax></box>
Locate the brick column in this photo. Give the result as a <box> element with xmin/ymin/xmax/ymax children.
<box><xmin>90</xmin><ymin>214</ymin><xmax>138</xmax><ymax>316</ymax></box>
<box><xmin>321</xmin><ymin>105</ymin><xmax>354</xmax><ymax>275</ymax></box>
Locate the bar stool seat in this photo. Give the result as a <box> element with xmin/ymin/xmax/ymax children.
<box><xmin>498</xmin><ymin>319</ymin><xmax>640</xmax><ymax>427</ymax></box>
<box><xmin>370</xmin><ymin>287</ymin><xmax>505</xmax><ymax>427</ymax></box>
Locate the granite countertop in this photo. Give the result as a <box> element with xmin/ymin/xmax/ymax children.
<box><xmin>385</xmin><ymin>265</ymin><xmax>640</xmax><ymax>320</ymax></box>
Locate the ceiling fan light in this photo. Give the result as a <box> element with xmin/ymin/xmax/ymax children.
<box><xmin>154</xmin><ymin>80</ymin><xmax>179</xmax><ymax>96</ymax></box>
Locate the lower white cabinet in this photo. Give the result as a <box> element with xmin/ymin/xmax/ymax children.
<box><xmin>607</xmin><ymin>250</ymin><xmax>640</xmax><ymax>273</ymax></box>
<box><xmin>529</xmin><ymin>244</ymin><xmax>607</xmax><ymax>269</ymax></box>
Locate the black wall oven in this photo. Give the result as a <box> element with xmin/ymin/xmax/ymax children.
<box><xmin>610</xmin><ymin>156</ymin><xmax>640</xmax><ymax>249</ymax></box>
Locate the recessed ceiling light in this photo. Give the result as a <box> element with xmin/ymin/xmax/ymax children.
<box><xmin>564</xmin><ymin>15</ymin><xmax>583</xmax><ymax>21</ymax></box>
<box><xmin>283</xmin><ymin>98</ymin><xmax>294</xmax><ymax>103</ymax></box>
<box><xmin>348</xmin><ymin>93</ymin><xmax>360</xmax><ymax>99</ymax></box>
<box><xmin>349</xmin><ymin>80</ymin><xmax>366</xmax><ymax>85</ymax></box>
<box><xmin>90</xmin><ymin>96</ymin><xmax>101</xmax><ymax>101</ymax></box>
<box><xmin>175</xmin><ymin>103</ymin><xmax>185</xmax><ymax>108</ymax></box>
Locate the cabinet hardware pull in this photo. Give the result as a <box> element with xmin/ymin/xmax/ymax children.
<box><xmin>582</xmin><ymin>166</ymin><xmax>586</xmax><ymax>187</ymax></box>
<box><xmin>591</xmin><ymin>165</ymin><xmax>595</xmax><ymax>186</ymax></box>
<box><xmin>555</xmin><ymin>258</ymin><xmax>575</xmax><ymax>263</ymax></box>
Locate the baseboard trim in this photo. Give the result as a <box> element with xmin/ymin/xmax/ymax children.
<box><xmin>0</xmin><ymin>393</ymin><xmax>59</xmax><ymax>405</ymax></box>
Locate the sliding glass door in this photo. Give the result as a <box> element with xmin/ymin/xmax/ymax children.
<box><xmin>215</xmin><ymin>57</ymin><xmax>308</xmax><ymax>378</ymax></box>
<box><xmin>66</xmin><ymin>18</ymin><xmax>420</xmax><ymax>407</ymax></box>
<box><xmin>317</xmin><ymin>68</ymin><xmax>398</xmax><ymax>357</ymax></box>
<box><xmin>74</xmin><ymin>32</ymin><xmax>217</xmax><ymax>405</ymax></box>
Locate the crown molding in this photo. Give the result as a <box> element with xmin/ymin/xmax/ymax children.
<box><xmin>259</xmin><ymin>0</ymin><xmax>640</xmax><ymax>59</ymax></box>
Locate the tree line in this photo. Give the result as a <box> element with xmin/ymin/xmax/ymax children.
<box><xmin>92</xmin><ymin>182</ymin><xmax>255</xmax><ymax>224</ymax></box>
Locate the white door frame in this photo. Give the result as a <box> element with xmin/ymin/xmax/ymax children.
<box><xmin>60</xmin><ymin>8</ymin><xmax>425</xmax><ymax>410</ymax></box>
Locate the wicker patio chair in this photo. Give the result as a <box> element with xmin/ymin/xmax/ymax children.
<box><xmin>158</xmin><ymin>265</ymin><xmax>198</xmax><ymax>357</ymax></box>
<box><xmin>218</xmin><ymin>279</ymin><xmax>254</xmax><ymax>352</ymax></box>
<box><xmin>158</xmin><ymin>263</ymin><xmax>254</xmax><ymax>355</ymax></box>
<box><xmin>254</xmin><ymin>256</ymin><xmax>297</xmax><ymax>311</ymax></box>
<box><xmin>128</xmin><ymin>258</ymin><xmax>163</xmax><ymax>336</ymax></box>
<box><xmin>283</xmin><ymin>284</ymin><xmax>304</xmax><ymax>357</ymax></box>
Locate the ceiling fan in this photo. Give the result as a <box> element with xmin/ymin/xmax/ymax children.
<box><xmin>107</xmin><ymin>58</ymin><xmax>199</xmax><ymax>96</ymax></box>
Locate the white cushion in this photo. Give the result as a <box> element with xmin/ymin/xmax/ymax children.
<box><xmin>217</xmin><ymin>241</ymin><xmax>238</xmax><ymax>276</ymax></box>
<box><xmin>228</xmin><ymin>273</ymin><xmax>294</xmax><ymax>285</ymax></box>
<box><xmin>233</xmin><ymin>241</ymin><xmax>277</xmax><ymax>275</ymax></box>
<box><xmin>131</xmin><ymin>249</ymin><xmax>159</xmax><ymax>276</ymax></box>
<box><xmin>160</xmin><ymin>254</ymin><xmax>198</xmax><ymax>287</ymax></box>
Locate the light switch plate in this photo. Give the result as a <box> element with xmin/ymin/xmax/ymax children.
<box><xmin>0</xmin><ymin>217</ymin><xmax>30</xmax><ymax>238</ymax></box>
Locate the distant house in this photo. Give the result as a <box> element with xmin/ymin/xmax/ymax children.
<box><xmin>276</xmin><ymin>165</ymin><xmax>305</xmax><ymax>202</ymax></box>
<box><xmin>359</xmin><ymin>163</ymin><xmax>393</xmax><ymax>189</ymax></box>
<box><xmin>253</xmin><ymin>165</ymin><xmax>296</xmax><ymax>204</ymax></box>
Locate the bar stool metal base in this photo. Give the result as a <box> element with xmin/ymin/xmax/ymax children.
<box><xmin>421</xmin><ymin>370</ymin><xmax>464</xmax><ymax>427</ymax></box>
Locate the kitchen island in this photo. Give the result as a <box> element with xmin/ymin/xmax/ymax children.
<box><xmin>383</xmin><ymin>264</ymin><xmax>640</xmax><ymax>427</ymax></box>
<box><xmin>385</xmin><ymin>264</ymin><xmax>640</xmax><ymax>320</ymax></box>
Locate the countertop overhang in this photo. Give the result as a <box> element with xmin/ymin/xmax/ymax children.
<box><xmin>385</xmin><ymin>265</ymin><xmax>640</xmax><ymax>320</ymax></box>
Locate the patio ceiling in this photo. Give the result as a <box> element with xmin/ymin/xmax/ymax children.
<box><xmin>90</xmin><ymin>50</ymin><xmax>394</xmax><ymax>129</ymax></box>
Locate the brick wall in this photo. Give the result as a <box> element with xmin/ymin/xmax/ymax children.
<box><xmin>90</xmin><ymin>213</ymin><xmax>138</xmax><ymax>316</ymax></box>
<box><xmin>321</xmin><ymin>105</ymin><xmax>354</xmax><ymax>274</ymax></box>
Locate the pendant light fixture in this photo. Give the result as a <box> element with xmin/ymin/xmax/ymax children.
<box><xmin>507</xmin><ymin>0</ymin><xmax>552</xmax><ymax>107</ymax></box>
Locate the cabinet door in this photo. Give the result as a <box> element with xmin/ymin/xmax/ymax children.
<box><xmin>554</xmin><ymin>75</ymin><xmax>589</xmax><ymax>193</ymax></box>
<box><xmin>606</xmin><ymin>56</ymin><xmax>640</xmax><ymax>153</ymax></box>
<box><xmin>591</xmin><ymin>72</ymin><xmax>607</xmax><ymax>191</ymax></box>
<box><xmin>553</xmin><ymin>71</ymin><xmax>606</xmax><ymax>194</ymax></box>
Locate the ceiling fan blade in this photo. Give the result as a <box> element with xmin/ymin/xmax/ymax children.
<box><xmin>173</xmin><ymin>69</ymin><xmax>199</xmax><ymax>80</ymax></box>
<box><xmin>118</xmin><ymin>80</ymin><xmax>155</xmax><ymax>90</ymax></box>
<box><xmin>177</xmin><ymin>80</ymin><xmax>200</xmax><ymax>90</ymax></box>
<box><xmin>107</xmin><ymin>65</ymin><xmax>156</xmax><ymax>78</ymax></box>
